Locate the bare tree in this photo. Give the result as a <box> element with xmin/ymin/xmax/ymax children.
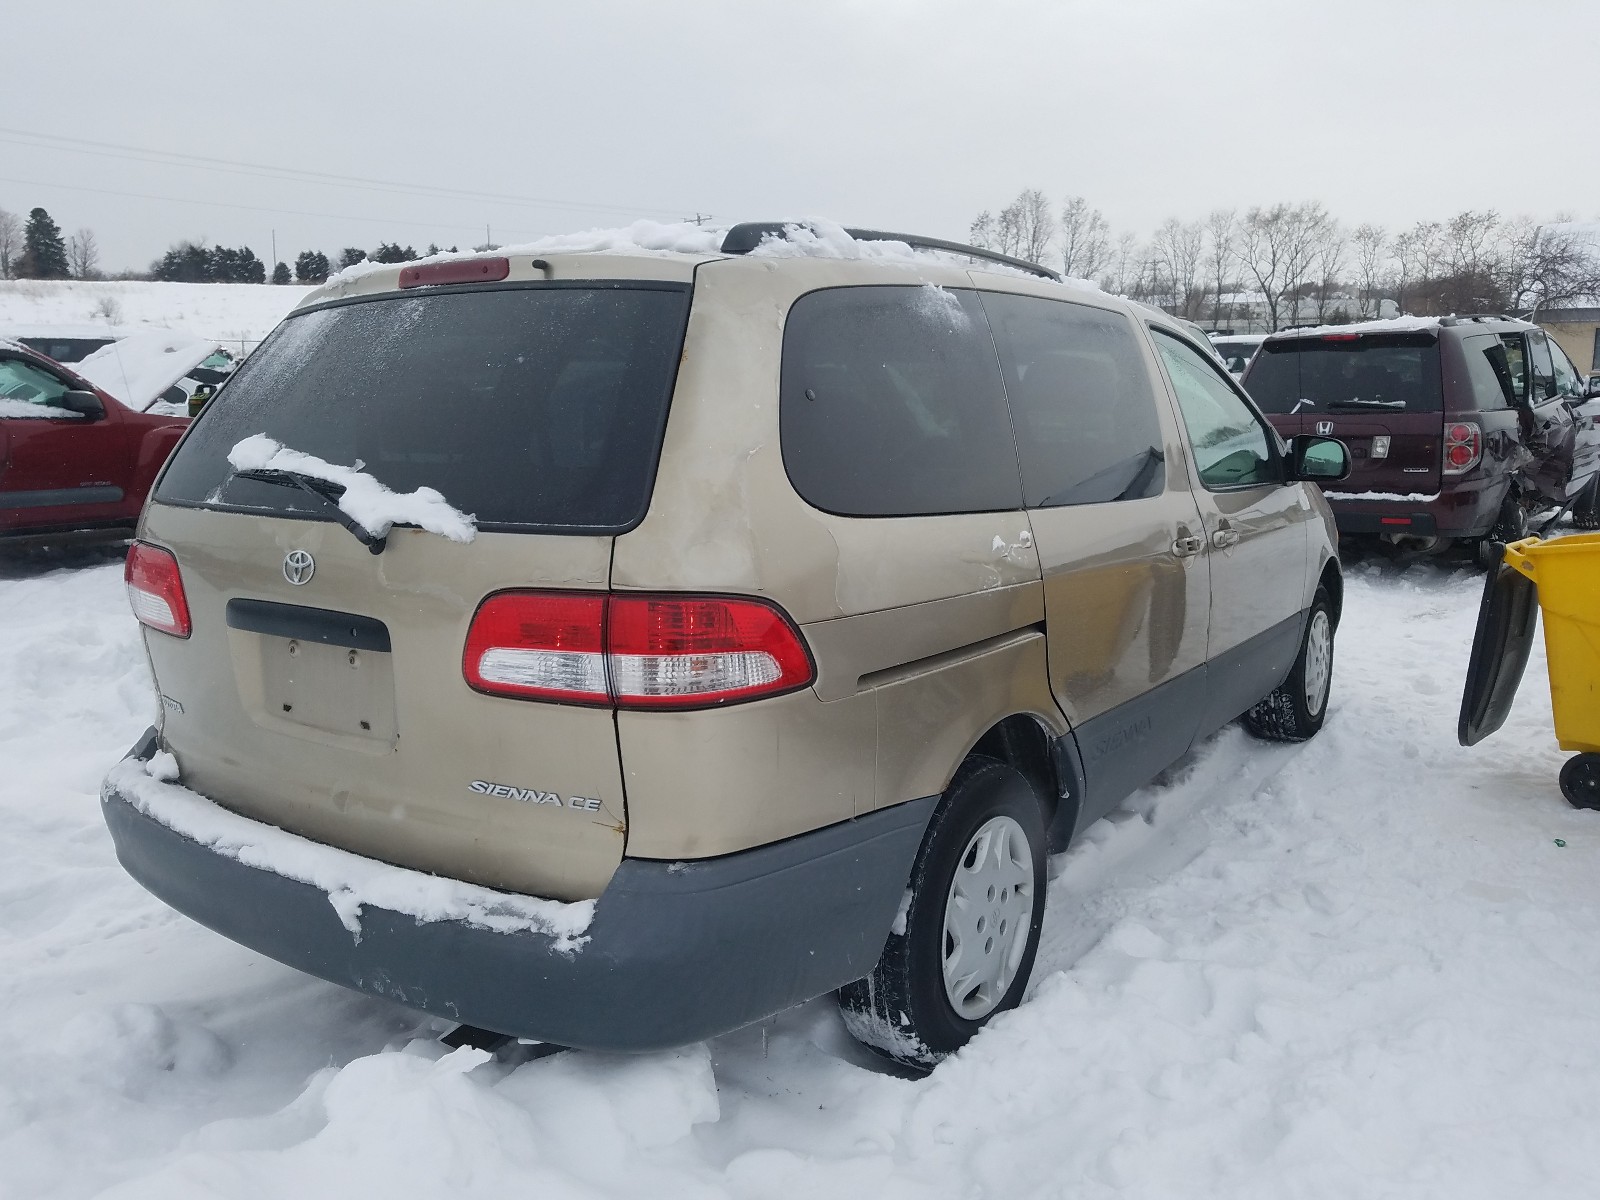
<box><xmin>1148</xmin><ymin>218</ymin><xmax>1206</xmax><ymax>318</ymax></box>
<box><xmin>1501</xmin><ymin>219</ymin><xmax>1600</xmax><ymax>319</ymax></box>
<box><xmin>1311</xmin><ymin>220</ymin><xmax>1348</xmax><ymax>323</ymax></box>
<box><xmin>1393</xmin><ymin>220</ymin><xmax>1444</xmax><ymax>313</ymax></box>
<box><xmin>1236</xmin><ymin>201</ymin><xmax>1330</xmax><ymax>331</ymax></box>
<box><xmin>0</xmin><ymin>207</ymin><xmax>20</xmax><ymax>280</ymax></box>
<box><xmin>1058</xmin><ymin>196</ymin><xmax>1111</xmax><ymax>281</ymax></box>
<box><xmin>1204</xmin><ymin>208</ymin><xmax>1235</xmax><ymax>326</ymax></box>
<box><xmin>968</xmin><ymin>189</ymin><xmax>1054</xmax><ymax>264</ymax></box>
<box><xmin>66</xmin><ymin>228</ymin><xmax>100</xmax><ymax>280</ymax></box>
<box><xmin>1351</xmin><ymin>224</ymin><xmax>1386</xmax><ymax>317</ymax></box>
<box><xmin>969</xmin><ymin>210</ymin><xmax>997</xmax><ymax>251</ymax></box>
<box><xmin>1105</xmin><ymin>231</ymin><xmax>1142</xmax><ymax>297</ymax></box>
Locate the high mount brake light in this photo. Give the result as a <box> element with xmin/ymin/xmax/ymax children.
<box><xmin>398</xmin><ymin>257</ymin><xmax>511</xmax><ymax>288</ymax></box>
<box><xmin>463</xmin><ymin>592</ymin><xmax>814</xmax><ymax>709</ymax></box>
<box><xmin>125</xmin><ymin>542</ymin><xmax>191</xmax><ymax>638</ymax></box>
<box><xmin>1322</xmin><ymin>333</ymin><xmax>1360</xmax><ymax>342</ymax></box>
<box><xmin>1443</xmin><ymin>421</ymin><xmax>1482</xmax><ymax>476</ymax></box>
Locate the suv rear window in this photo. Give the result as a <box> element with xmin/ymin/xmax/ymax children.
<box><xmin>1246</xmin><ymin>333</ymin><xmax>1443</xmax><ymax>414</ymax></box>
<box><xmin>780</xmin><ymin>285</ymin><xmax>1023</xmax><ymax>516</ymax></box>
<box><xmin>156</xmin><ymin>283</ymin><xmax>691</xmax><ymax>533</ymax></box>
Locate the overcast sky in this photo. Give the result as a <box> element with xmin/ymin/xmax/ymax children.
<box><xmin>8</xmin><ymin>0</ymin><xmax>1600</xmax><ymax>274</ymax></box>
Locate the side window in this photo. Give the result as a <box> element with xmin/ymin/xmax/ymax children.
<box><xmin>0</xmin><ymin>358</ymin><xmax>76</xmax><ymax>417</ymax></box>
<box><xmin>780</xmin><ymin>285</ymin><xmax>1023</xmax><ymax>516</ymax></box>
<box><xmin>1497</xmin><ymin>334</ymin><xmax>1529</xmax><ymax>405</ymax></box>
<box><xmin>1548</xmin><ymin>338</ymin><xmax>1582</xmax><ymax>398</ymax></box>
<box><xmin>1460</xmin><ymin>334</ymin><xmax>1515</xmax><ymax>410</ymax></box>
<box><xmin>1528</xmin><ymin>331</ymin><xmax>1557</xmax><ymax>402</ymax></box>
<box><xmin>979</xmin><ymin>291</ymin><xmax>1165</xmax><ymax>507</ymax></box>
<box><xmin>1151</xmin><ymin>328</ymin><xmax>1277</xmax><ymax>490</ymax></box>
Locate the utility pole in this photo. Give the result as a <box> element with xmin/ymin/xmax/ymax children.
<box><xmin>271</xmin><ymin>229</ymin><xmax>276</xmax><ymax>269</ymax></box>
<box><xmin>682</xmin><ymin>212</ymin><xmax>712</xmax><ymax>227</ymax></box>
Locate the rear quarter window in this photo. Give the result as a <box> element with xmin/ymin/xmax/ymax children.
<box><xmin>779</xmin><ymin>285</ymin><xmax>1023</xmax><ymax>516</ymax></box>
<box><xmin>979</xmin><ymin>291</ymin><xmax>1165</xmax><ymax>506</ymax></box>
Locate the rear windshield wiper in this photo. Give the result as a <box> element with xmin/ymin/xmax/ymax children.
<box><xmin>230</xmin><ymin>467</ymin><xmax>387</xmax><ymax>554</ymax></box>
<box><xmin>1328</xmin><ymin>398</ymin><xmax>1407</xmax><ymax>411</ymax></box>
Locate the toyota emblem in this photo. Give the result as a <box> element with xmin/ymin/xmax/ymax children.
<box><xmin>1315</xmin><ymin>420</ymin><xmax>1334</xmax><ymax>436</ymax></box>
<box><xmin>283</xmin><ymin>549</ymin><xmax>315</xmax><ymax>586</ymax></box>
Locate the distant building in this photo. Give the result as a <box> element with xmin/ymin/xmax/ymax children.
<box><xmin>1539</xmin><ymin>303</ymin><xmax>1600</xmax><ymax>373</ymax></box>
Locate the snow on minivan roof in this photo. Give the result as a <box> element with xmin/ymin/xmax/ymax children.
<box><xmin>306</xmin><ymin>219</ymin><xmax>1104</xmax><ymax>309</ymax></box>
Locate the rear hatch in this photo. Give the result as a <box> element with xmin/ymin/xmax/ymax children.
<box><xmin>1246</xmin><ymin>331</ymin><xmax>1443</xmax><ymax>496</ymax></box>
<box><xmin>139</xmin><ymin>276</ymin><xmax>692</xmax><ymax>900</ymax></box>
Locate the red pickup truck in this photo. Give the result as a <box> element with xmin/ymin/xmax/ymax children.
<box><xmin>0</xmin><ymin>339</ymin><xmax>188</xmax><ymax>546</ymax></box>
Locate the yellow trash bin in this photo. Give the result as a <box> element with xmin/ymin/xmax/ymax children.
<box><xmin>1501</xmin><ymin>533</ymin><xmax>1600</xmax><ymax>807</ymax></box>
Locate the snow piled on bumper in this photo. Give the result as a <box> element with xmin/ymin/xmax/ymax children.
<box><xmin>106</xmin><ymin>756</ymin><xmax>593</xmax><ymax>950</ymax></box>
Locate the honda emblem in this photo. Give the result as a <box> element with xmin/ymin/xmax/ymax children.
<box><xmin>283</xmin><ymin>549</ymin><xmax>315</xmax><ymax>586</ymax></box>
<box><xmin>1315</xmin><ymin>420</ymin><xmax>1334</xmax><ymax>436</ymax></box>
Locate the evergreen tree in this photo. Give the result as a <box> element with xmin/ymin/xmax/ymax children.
<box><xmin>295</xmin><ymin>250</ymin><xmax>330</xmax><ymax>283</ymax></box>
<box><xmin>272</xmin><ymin>261</ymin><xmax>292</xmax><ymax>285</ymax></box>
<box><xmin>152</xmin><ymin>240</ymin><xmax>212</xmax><ymax>282</ymax></box>
<box><xmin>338</xmin><ymin>247</ymin><xmax>366</xmax><ymax>269</ymax></box>
<box><xmin>17</xmin><ymin>207</ymin><xmax>69</xmax><ymax>279</ymax></box>
<box><xmin>371</xmin><ymin>242</ymin><xmax>419</xmax><ymax>264</ymax></box>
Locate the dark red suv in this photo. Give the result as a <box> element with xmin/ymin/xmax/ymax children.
<box><xmin>0</xmin><ymin>340</ymin><xmax>188</xmax><ymax>546</ymax></box>
<box><xmin>1243</xmin><ymin>317</ymin><xmax>1600</xmax><ymax>559</ymax></box>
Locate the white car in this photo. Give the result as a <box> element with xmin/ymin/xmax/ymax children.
<box><xmin>1209</xmin><ymin>333</ymin><xmax>1267</xmax><ymax>379</ymax></box>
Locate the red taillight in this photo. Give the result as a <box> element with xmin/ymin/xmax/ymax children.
<box><xmin>463</xmin><ymin>592</ymin><xmax>608</xmax><ymax>704</ymax></box>
<box><xmin>463</xmin><ymin>592</ymin><xmax>814</xmax><ymax>709</ymax></box>
<box><xmin>607</xmin><ymin>595</ymin><xmax>814</xmax><ymax>708</ymax></box>
<box><xmin>1443</xmin><ymin>421</ymin><xmax>1481</xmax><ymax>476</ymax></box>
<box><xmin>398</xmin><ymin>257</ymin><xmax>510</xmax><ymax>288</ymax></box>
<box><xmin>125</xmin><ymin>542</ymin><xmax>191</xmax><ymax>638</ymax></box>
<box><xmin>1322</xmin><ymin>333</ymin><xmax>1359</xmax><ymax>342</ymax></box>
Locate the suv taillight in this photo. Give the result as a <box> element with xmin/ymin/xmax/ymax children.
<box><xmin>125</xmin><ymin>542</ymin><xmax>192</xmax><ymax>638</ymax></box>
<box><xmin>464</xmin><ymin>592</ymin><xmax>813</xmax><ymax>709</ymax></box>
<box><xmin>1443</xmin><ymin>421</ymin><xmax>1481</xmax><ymax>475</ymax></box>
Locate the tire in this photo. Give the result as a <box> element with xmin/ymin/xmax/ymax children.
<box><xmin>838</xmin><ymin>757</ymin><xmax>1047</xmax><ymax>1070</ymax></box>
<box><xmin>1560</xmin><ymin>753</ymin><xmax>1600</xmax><ymax>811</ymax></box>
<box><xmin>1241</xmin><ymin>585</ymin><xmax>1335</xmax><ymax>743</ymax></box>
<box><xmin>1573</xmin><ymin>475</ymin><xmax>1600</xmax><ymax>532</ymax></box>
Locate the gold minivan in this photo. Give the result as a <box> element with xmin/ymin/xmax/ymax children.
<box><xmin>102</xmin><ymin>223</ymin><xmax>1349</xmax><ymax>1068</ymax></box>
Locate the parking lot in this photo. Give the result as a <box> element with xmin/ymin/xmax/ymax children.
<box><xmin>3</xmin><ymin>540</ymin><xmax>1596</xmax><ymax>1199</ymax></box>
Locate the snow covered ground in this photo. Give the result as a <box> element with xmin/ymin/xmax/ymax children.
<box><xmin>1</xmin><ymin>541</ymin><xmax>1596</xmax><ymax>1199</ymax></box>
<box><xmin>0</xmin><ymin>280</ymin><xmax>311</xmax><ymax>357</ymax></box>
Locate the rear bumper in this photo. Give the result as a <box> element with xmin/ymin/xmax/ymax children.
<box><xmin>101</xmin><ymin>729</ymin><xmax>934</xmax><ymax>1052</ymax></box>
<box><xmin>1325</xmin><ymin>476</ymin><xmax>1506</xmax><ymax>539</ymax></box>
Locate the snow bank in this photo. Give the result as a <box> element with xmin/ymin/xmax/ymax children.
<box><xmin>0</xmin><ymin>279</ymin><xmax>311</xmax><ymax>352</ymax></box>
<box><xmin>227</xmin><ymin>435</ymin><xmax>476</xmax><ymax>544</ymax></box>
<box><xmin>107</xmin><ymin>756</ymin><xmax>593</xmax><ymax>949</ymax></box>
<box><xmin>9</xmin><ymin>542</ymin><xmax>1600</xmax><ymax>1198</ymax></box>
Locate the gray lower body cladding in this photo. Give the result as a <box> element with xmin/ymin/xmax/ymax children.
<box><xmin>100</xmin><ymin>731</ymin><xmax>936</xmax><ymax>1052</ymax></box>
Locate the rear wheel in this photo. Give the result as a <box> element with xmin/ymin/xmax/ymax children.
<box><xmin>838</xmin><ymin>757</ymin><xmax>1046</xmax><ymax>1070</ymax></box>
<box><xmin>1242</xmin><ymin>586</ymin><xmax>1334</xmax><ymax>743</ymax></box>
<box><xmin>1573</xmin><ymin>476</ymin><xmax>1600</xmax><ymax>531</ymax></box>
<box><xmin>1560</xmin><ymin>754</ymin><xmax>1600</xmax><ymax>810</ymax></box>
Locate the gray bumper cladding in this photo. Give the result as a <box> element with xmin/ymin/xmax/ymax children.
<box><xmin>100</xmin><ymin>729</ymin><xmax>935</xmax><ymax>1052</ymax></box>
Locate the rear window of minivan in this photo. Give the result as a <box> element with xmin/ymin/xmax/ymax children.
<box><xmin>156</xmin><ymin>283</ymin><xmax>691</xmax><ymax>533</ymax></box>
<box><xmin>1247</xmin><ymin>332</ymin><xmax>1442</xmax><ymax>414</ymax></box>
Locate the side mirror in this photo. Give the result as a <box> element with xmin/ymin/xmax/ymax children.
<box><xmin>1287</xmin><ymin>435</ymin><xmax>1351</xmax><ymax>483</ymax></box>
<box><xmin>1586</xmin><ymin>376</ymin><xmax>1600</xmax><ymax>399</ymax></box>
<box><xmin>57</xmin><ymin>389</ymin><xmax>105</xmax><ymax>420</ymax></box>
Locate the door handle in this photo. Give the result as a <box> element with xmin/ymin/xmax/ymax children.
<box><xmin>1211</xmin><ymin>528</ymin><xmax>1241</xmax><ymax>550</ymax></box>
<box><xmin>1171</xmin><ymin>535</ymin><xmax>1203</xmax><ymax>558</ymax></box>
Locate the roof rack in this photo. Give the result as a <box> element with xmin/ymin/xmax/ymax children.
<box><xmin>718</xmin><ymin>222</ymin><xmax>1061</xmax><ymax>282</ymax></box>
